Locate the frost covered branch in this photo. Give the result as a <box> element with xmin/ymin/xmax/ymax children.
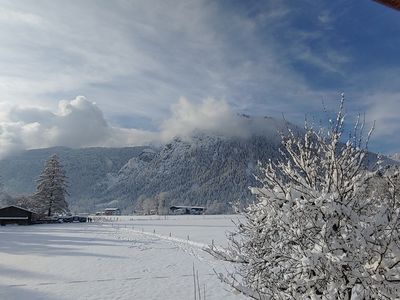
<box><xmin>209</xmin><ymin>95</ymin><xmax>400</xmax><ymax>299</ymax></box>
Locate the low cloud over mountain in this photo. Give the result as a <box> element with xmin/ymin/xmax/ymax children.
<box><xmin>0</xmin><ymin>96</ymin><xmax>283</xmax><ymax>158</ymax></box>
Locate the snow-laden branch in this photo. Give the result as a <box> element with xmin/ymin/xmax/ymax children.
<box><xmin>209</xmin><ymin>95</ymin><xmax>400</xmax><ymax>299</ymax></box>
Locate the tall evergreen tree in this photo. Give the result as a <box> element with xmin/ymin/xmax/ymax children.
<box><xmin>34</xmin><ymin>154</ymin><xmax>69</xmax><ymax>216</ymax></box>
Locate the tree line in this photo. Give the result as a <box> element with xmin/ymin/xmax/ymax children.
<box><xmin>1</xmin><ymin>154</ymin><xmax>69</xmax><ymax>218</ymax></box>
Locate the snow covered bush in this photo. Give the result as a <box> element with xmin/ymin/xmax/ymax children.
<box><xmin>209</xmin><ymin>95</ymin><xmax>400</xmax><ymax>299</ymax></box>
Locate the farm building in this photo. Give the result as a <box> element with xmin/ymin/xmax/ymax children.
<box><xmin>169</xmin><ymin>206</ymin><xmax>205</xmax><ymax>215</ymax></box>
<box><xmin>104</xmin><ymin>208</ymin><xmax>121</xmax><ymax>215</ymax></box>
<box><xmin>0</xmin><ymin>205</ymin><xmax>37</xmax><ymax>226</ymax></box>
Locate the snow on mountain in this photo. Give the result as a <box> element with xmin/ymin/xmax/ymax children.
<box><xmin>390</xmin><ymin>153</ymin><xmax>400</xmax><ymax>162</ymax></box>
<box><xmin>0</xmin><ymin>146</ymin><xmax>150</xmax><ymax>211</ymax></box>
<box><xmin>1</xmin><ymin>115</ymin><xmax>393</xmax><ymax>213</ymax></box>
<box><xmin>96</xmin><ymin>116</ymin><xmax>291</xmax><ymax>213</ymax></box>
<box><xmin>0</xmin><ymin>116</ymin><xmax>290</xmax><ymax>213</ymax></box>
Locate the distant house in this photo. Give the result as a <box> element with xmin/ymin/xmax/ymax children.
<box><xmin>104</xmin><ymin>208</ymin><xmax>121</xmax><ymax>215</ymax></box>
<box><xmin>61</xmin><ymin>215</ymin><xmax>88</xmax><ymax>223</ymax></box>
<box><xmin>0</xmin><ymin>205</ymin><xmax>37</xmax><ymax>226</ymax></box>
<box><xmin>169</xmin><ymin>206</ymin><xmax>205</xmax><ymax>215</ymax></box>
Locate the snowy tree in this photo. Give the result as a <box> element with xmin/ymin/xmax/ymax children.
<box><xmin>209</xmin><ymin>95</ymin><xmax>400</xmax><ymax>299</ymax></box>
<box><xmin>14</xmin><ymin>196</ymin><xmax>36</xmax><ymax>209</ymax></box>
<box><xmin>137</xmin><ymin>195</ymin><xmax>157</xmax><ymax>215</ymax></box>
<box><xmin>156</xmin><ymin>192</ymin><xmax>169</xmax><ymax>215</ymax></box>
<box><xmin>34</xmin><ymin>154</ymin><xmax>69</xmax><ymax>216</ymax></box>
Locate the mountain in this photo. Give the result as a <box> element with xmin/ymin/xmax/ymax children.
<box><xmin>1</xmin><ymin>116</ymin><xmax>395</xmax><ymax>214</ymax></box>
<box><xmin>0</xmin><ymin>146</ymin><xmax>152</xmax><ymax>211</ymax></box>
<box><xmin>0</xmin><ymin>116</ymin><xmax>289</xmax><ymax>213</ymax></box>
<box><xmin>99</xmin><ymin>134</ymin><xmax>281</xmax><ymax>213</ymax></box>
<box><xmin>96</xmin><ymin>116</ymin><xmax>292</xmax><ymax>213</ymax></box>
<box><xmin>390</xmin><ymin>153</ymin><xmax>400</xmax><ymax>162</ymax></box>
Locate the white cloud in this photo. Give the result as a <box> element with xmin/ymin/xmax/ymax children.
<box><xmin>0</xmin><ymin>96</ymin><xmax>287</xmax><ymax>158</ymax></box>
<box><xmin>0</xmin><ymin>1</ymin><xmax>397</xmax><ymax>153</ymax></box>
<box><xmin>0</xmin><ymin>0</ymin><xmax>326</xmax><ymax>121</ymax></box>
<box><xmin>3</xmin><ymin>92</ymin><xmax>396</xmax><ymax>158</ymax></box>
<box><xmin>0</xmin><ymin>7</ymin><xmax>43</xmax><ymax>26</ymax></box>
<box><xmin>0</xmin><ymin>96</ymin><xmax>157</xmax><ymax>158</ymax></box>
<box><xmin>318</xmin><ymin>11</ymin><xmax>332</xmax><ymax>25</ymax></box>
<box><xmin>160</xmin><ymin>97</ymin><xmax>250</xmax><ymax>141</ymax></box>
<box><xmin>365</xmin><ymin>92</ymin><xmax>400</xmax><ymax>139</ymax></box>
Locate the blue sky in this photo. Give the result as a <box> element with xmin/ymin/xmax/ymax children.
<box><xmin>0</xmin><ymin>0</ymin><xmax>399</xmax><ymax>155</ymax></box>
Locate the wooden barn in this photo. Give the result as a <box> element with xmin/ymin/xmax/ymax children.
<box><xmin>0</xmin><ymin>205</ymin><xmax>37</xmax><ymax>226</ymax></box>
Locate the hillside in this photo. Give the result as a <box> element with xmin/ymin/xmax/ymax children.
<box><xmin>0</xmin><ymin>146</ymin><xmax>151</xmax><ymax>211</ymax></box>
<box><xmin>99</xmin><ymin>134</ymin><xmax>281</xmax><ymax>213</ymax></box>
<box><xmin>95</xmin><ymin>116</ymin><xmax>292</xmax><ymax>213</ymax></box>
<box><xmin>1</xmin><ymin>116</ymin><xmax>395</xmax><ymax>214</ymax></box>
<box><xmin>390</xmin><ymin>153</ymin><xmax>400</xmax><ymax>162</ymax></box>
<box><xmin>0</xmin><ymin>116</ymin><xmax>290</xmax><ymax>213</ymax></box>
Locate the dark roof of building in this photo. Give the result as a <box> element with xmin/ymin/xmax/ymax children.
<box><xmin>0</xmin><ymin>205</ymin><xmax>34</xmax><ymax>213</ymax></box>
<box><xmin>169</xmin><ymin>205</ymin><xmax>205</xmax><ymax>210</ymax></box>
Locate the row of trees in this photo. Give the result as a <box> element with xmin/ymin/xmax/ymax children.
<box><xmin>16</xmin><ymin>154</ymin><xmax>69</xmax><ymax>217</ymax></box>
<box><xmin>210</xmin><ymin>95</ymin><xmax>400</xmax><ymax>299</ymax></box>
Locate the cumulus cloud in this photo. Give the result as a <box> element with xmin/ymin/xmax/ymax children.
<box><xmin>159</xmin><ymin>98</ymin><xmax>250</xmax><ymax>141</ymax></box>
<box><xmin>0</xmin><ymin>96</ymin><xmax>287</xmax><ymax>158</ymax></box>
<box><xmin>0</xmin><ymin>96</ymin><xmax>156</xmax><ymax>158</ymax></box>
<box><xmin>1</xmin><ymin>96</ymin><xmax>246</xmax><ymax>158</ymax></box>
<box><xmin>6</xmin><ymin>93</ymin><xmax>397</xmax><ymax>160</ymax></box>
<box><xmin>0</xmin><ymin>0</ymin><xmax>340</xmax><ymax>124</ymax></box>
<box><xmin>0</xmin><ymin>1</ymin><xmax>398</xmax><ymax>155</ymax></box>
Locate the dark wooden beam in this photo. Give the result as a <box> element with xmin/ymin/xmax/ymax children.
<box><xmin>374</xmin><ymin>0</ymin><xmax>400</xmax><ymax>10</ymax></box>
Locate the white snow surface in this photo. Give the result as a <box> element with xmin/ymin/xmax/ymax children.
<box><xmin>0</xmin><ymin>215</ymin><xmax>245</xmax><ymax>300</ymax></box>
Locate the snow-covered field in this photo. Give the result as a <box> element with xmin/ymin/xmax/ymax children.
<box><xmin>0</xmin><ymin>215</ymin><xmax>245</xmax><ymax>300</ymax></box>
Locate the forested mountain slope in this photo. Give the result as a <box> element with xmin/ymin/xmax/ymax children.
<box><xmin>1</xmin><ymin>116</ymin><xmax>394</xmax><ymax>213</ymax></box>
<box><xmin>0</xmin><ymin>146</ymin><xmax>149</xmax><ymax>211</ymax></box>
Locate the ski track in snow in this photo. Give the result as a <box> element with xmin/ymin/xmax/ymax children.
<box><xmin>0</xmin><ymin>215</ymin><xmax>244</xmax><ymax>300</ymax></box>
<box><xmin>110</xmin><ymin>223</ymin><xmax>229</xmax><ymax>273</ymax></box>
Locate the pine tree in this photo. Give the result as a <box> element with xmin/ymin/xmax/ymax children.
<box><xmin>34</xmin><ymin>154</ymin><xmax>69</xmax><ymax>216</ymax></box>
<box><xmin>209</xmin><ymin>95</ymin><xmax>400</xmax><ymax>299</ymax></box>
